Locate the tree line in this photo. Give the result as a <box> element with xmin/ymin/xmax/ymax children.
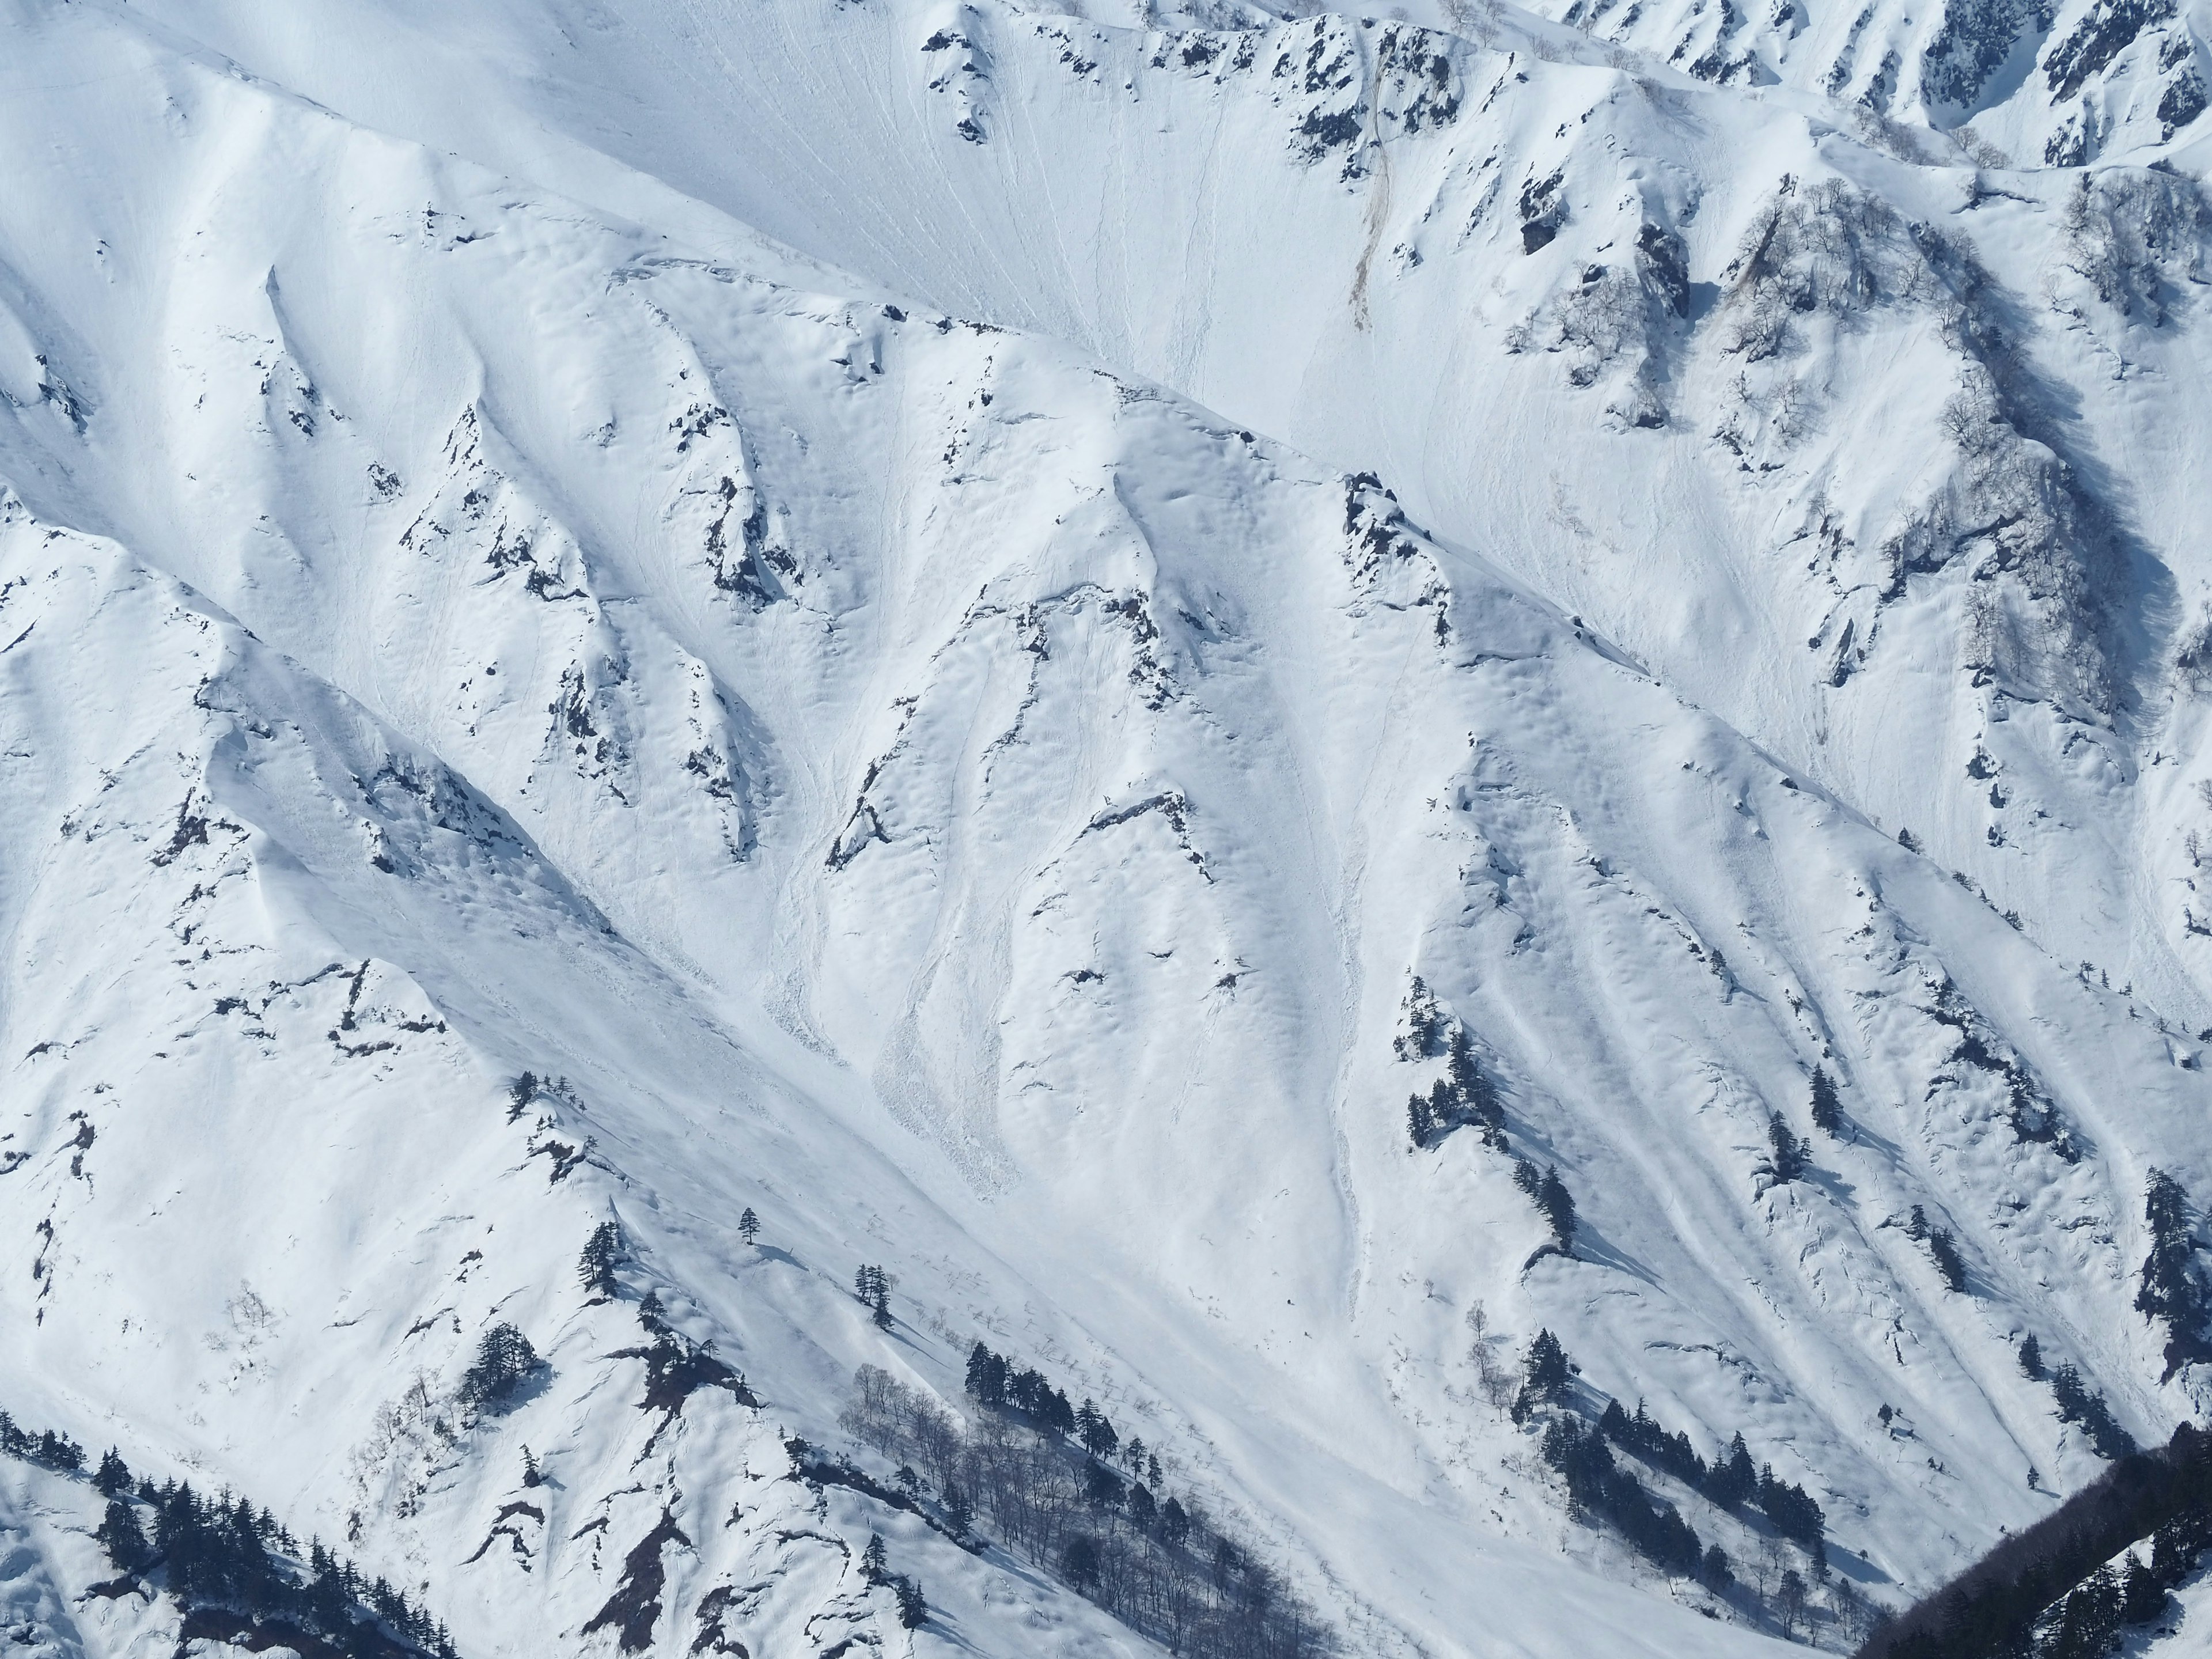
<box><xmin>836</xmin><ymin>1347</ymin><xmax>1336</xmax><ymax>1657</ymax></box>
<box><xmin>1509</xmin><ymin>1331</ymin><xmax>1861</xmax><ymax>1643</ymax></box>
<box><xmin>1</xmin><ymin>1408</ymin><xmax>456</xmax><ymax>1658</ymax></box>
<box><xmin>1855</xmin><ymin>1420</ymin><xmax>2212</xmax><ymax>1659</ymax></box>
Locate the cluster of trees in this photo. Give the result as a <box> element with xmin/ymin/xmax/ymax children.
<box><xmin>1858</xmin><ymin>1422</ymin><xmax>2212</xmax><ymax>1659</ymax></box>
<box><xmin>0</xmin><ymin>1410</ymin><xmax>84</xmax><ymax>1472</ymax></box>
<box><xmin>1406</xmin><ymin>1025</ymin><xmax>1508</xmax><ymax>1153</ymax></box>
<box><xmin>1768</xmin><ymin>1113</ymin><xmax>1813</xmax><ymax>1184</ymax></box>
<box><xmin>0</xmin><ymin>1417</ymin><xmax>455</xmax><ymax>1659</ymax></box>
<box><xmin>964</xmin><ymin>1343</ymin><xmax>1086</xmax><ymax>1440</ymax></box>
<box><xmin>859</xmin><ymin>1533</ymin><xmax>929</xmax><ymax>1628</ymax></box>
<box><xmin>107</xmin><ymin>1478</ymin><xmax>456</xmax><ymax>1656</ymax></box>
<box><xmin>457</xmin><ymin>1324</ymin><xmax>541</xmax><ymax>1410</ymax></box>
<box><xmin>2051</xmin><ymin>1367</ymin><xmax>2135</xmax><ymax>1461</ymax></box>
<box><xmin>1592</xmin><ymin>1395</ymin><xmax>1825</xmax><ymax>1569</ymax></box>
<box><xmin>840</xmin><ymin>1353</ymin><xmax>1336</xmax><ymax>1657</ymax></box>
<box><xmin>1906</xmin><ymin>1206</ymin><xmax>1968</xmax><ymax>1293</ymax></box>
<box><xmin>2137</xmin><ymin>1168</ymin><xmax>2211</xmax><ymax>1376</ymax></box>
<box><xmin>2017</xmin><ymin>1337</ymin><xmax>2135</xmax><ymax>1461</ymax></box>
<box><xmin>1512</xmin><ymin>1331</ymin><xmax>1831</xmax><ymax>1601</ymax></box>
<box><xmin>1540</xmin><ymin>1413</ymin><xmax>1707</xmax><ymax>1577</ymax></box>
<box><xmin>2032</xmin><ymin>1552</ymin><xmax>2168</xmax><ymax>1658</ymax></box>
<box><xmin>1512</xmin><ymin>1161</ymin><xmax>1577</xmax><ymax>1251</ymax></box>
<box><xmin>1512</xmin><ymin>1328</ymin><xmax>1573</xmax><ymax>1418</ymax></box>
<box><xmin>854</xmin><ymin>1264</ymin><xmax>895</xmax><ymax>1329</ymax></box>
<box><xmin>1392</xmin><ymin>978</ymin><xmax>1578</xmax><ymax>1253</ymax></box>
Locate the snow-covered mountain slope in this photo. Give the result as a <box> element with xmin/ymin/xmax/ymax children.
<box><xmin>106</xmin><ymin>0</ymin><xmax>2212</xmax><ymax>1029</ymax></box>
<box><xmin>4</xmin><ymin>0</ymin><xmax>2212</xmax><ymax>1653</ymax></box>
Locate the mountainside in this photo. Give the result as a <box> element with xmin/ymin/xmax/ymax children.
<box><xmin>4</xmin><ymin>0</ymin><xmax>2212</xmax><ymax>1654</ymax></box>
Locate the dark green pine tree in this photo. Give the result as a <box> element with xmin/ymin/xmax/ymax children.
<box><xmin>2018</xmin><ymin>1334</ymin><xmax>2044</xmax><ymax>1379</ymax></box>
<box><xmin>895</xmin><ymin>1576</ymin><xmax>928</xmax><ymax>1628</ymax></box>
<box><xmin>861</xmin><ymin>1533</ymin><xmax>888</xmax><ymax>1584</ymax></box>
<box><xmin>95</xmin><ymin>1498</ymin><xmax>150</xmax><ymax>1573</ymax></box>
<box><xmin>93</xmin><ymin>1448</ymin><xmax>132</xmax><ymax>1497</ymax></box>
<box><xmin>1520</xmin><ymin>1328</ymin><xmax>1570</xmax><ymax>1406</ymax></box>
<box><xmin>2137</xmin><ymin>1169</ymin><xmax>2206</xmax><ymax>1338</ymax></box>
<box><xmin>854</xmin><ymin>1264</ymin><xmax>892</xmax><ymax>1324</ymax></box>
<box><xmin>738</xmin><ymin>1206</ymin><xmax>760</xmax><ymax>1244</ymax></box>
<box><xmin>1767</xmin><ymin>1112</ymin><xmax>1808</xmax><ymax>1182</ymax></box>
<box><xmin>1926</xmin><ymin>1225</ymin><xmax>1968</xmax><ymax>1291</ymax></box>
<box><xmin>1160</xmin><ymin>1495</ymin><xmax>1190</xmax><ymax>1547</ymax></box>
<box><xmin>2120</xmin><ymin>1552</ymin><xmax>2165</xmax><ymax>1624</ymax></box>
<box><xmin>1705</xmin><ymin>1433</ymin><xmax>1758</xmax><ymax>1510</ymax></box>
<box><xmin>964</xmin><ymin>1342</ymin><xmax>1007</xmax><ymax>1406</ymax></box>
<box><xmin>1407</xmin><ymin>1092</ymin><xmax>1438</xmax><ymax>1150</ymax></box>
<box><xmin>2046</xmin><ymin>1566</ymin><xmax>2122</xmax><ymax>1659</ymax></box>
<box><xmin>579</xmin><ymin>1221</ymin><xmax>622</xmax><ymax>1298</ymax></box>
<box><xmin>942</xmin><ymin>1481</ymin><xmax>974</xmax><ymax>1536</ymax></box>
<box><xmin>1808</xmin><ymin>1066</ymin><xmax>1843</xmax><ymax>1135</ymax></box>
<box><xmin>1536</xmin><ymin>1167</ymin><xmax>1577</xmax><ymax>1248</ymax></box>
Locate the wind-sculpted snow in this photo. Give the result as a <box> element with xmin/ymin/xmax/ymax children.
<box><xmin>105</xmin><ymin>0</ymin><xmax>2212</xmax><ymax>1023</ymax></box>
<box><xmin>3</xmin><ymin>0</ymin><xmax>2212</xmax><ymax>1653</ymax></box>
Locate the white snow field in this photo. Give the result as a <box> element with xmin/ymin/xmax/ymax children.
<box><xmin>2</xmin><ymin>0</ymin><xmax>2212</xmax><ymax>1654</ymax></box>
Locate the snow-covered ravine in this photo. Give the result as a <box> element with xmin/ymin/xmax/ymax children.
<box><xmin>3</xmin><ymin>0</ymin><xmax>2211</xmax><ymax>1654</ymax></box>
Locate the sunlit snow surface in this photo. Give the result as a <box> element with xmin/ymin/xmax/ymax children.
<box><xmin>2</xmin><ymin>0</ymin><xmax>2212</xmax><ymax>1653</ymax></box>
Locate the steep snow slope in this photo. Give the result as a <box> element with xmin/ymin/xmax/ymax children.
<box><xmin>120</xmin><ymin>0</ymin><xmax>2212</xmax><ymax>1034</ymax></box>
<box><xmin>3</xmin><ymin>0</ymin><xmax>2212</xmax><ymax>1655</ymax></box>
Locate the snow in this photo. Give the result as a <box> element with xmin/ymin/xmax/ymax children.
<box><xmin>1</xmin><ymin>0</ymin><xmax>2211</xmax><ymax>1653</ymax></box>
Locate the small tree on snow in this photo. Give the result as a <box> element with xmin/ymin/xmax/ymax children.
<box><xmin>1767</xmin><ymin>1113</ymin><xmax>1810</xmax><ymax>1183</ymax></box>
<box><xmin>854</xmin><ymin>1264</ymin><xmax>893</xmax><ymax>1327</ymax></box>
<box><xmin>1808</xmin><ymin>1067</ymin><xmax>1843</xmax><ymax>1136</ymax></box>
<box><xmin>579</xmin><ymin>1221</ymin><xmax>622</xmax><ymax>1299</ymax></box>
<box><xmin>895</xmin><ymin>1576</ymin><xmax>928</xmax><ymax>1627</ymax></box>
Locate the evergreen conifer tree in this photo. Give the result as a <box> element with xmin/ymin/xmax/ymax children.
<box><xmin>1407</xmin><ymin>1092</ymin><xmax>1438</xmax><ymax>1149</ymax></box>
<box><xmin>895</xmin><ymin>1576</ymin><xmax>928</xmax><ymax>1627</ymax></box>
<box><xmin>1809</xmin><ymin>1067</ymin><xmax>1843</xmax><ymax>1135</ymax></box>
<box><xmin>1520</xmin><ymin>1328</ymin><xmax>1571</xmax><ymax>1407</ymax></box>
<box><xmin>1767</xmin><ymin>1112</ymin><xmax>1809</xmax><ymax>1181</ymax></box>
<box><xmin>1705</xmin><ymin>1433</ymin><xmax>1757</xmax><ymax>1510</ymax></box>
<box><xmin>1062</xmin><ymin>1535</ymin><xmax>1101</xmax><ymax>1591</ymax></box>
<box><xmin>854</xmin><ymin>1264</ymin><xmax>892</xmax><ymax>1326</ymax></box>
<box><xmin>2137</xmin><ymin>1169</ymin><xmax>2209</xmax><ymax>1366</ymax></box>
<box><xmin>579</xmin><ymin>1221</ymin><xmax>622</xmax><ymax>1298</ymax></box>
<box><xmin>96</xmin><ymin>1498</ymin><xmax>150</xmax><ymax>1573</ymax></box>
<box><xmin>1536</xmin><ymin>1167</ymin><xmax>1577</xmax><ymax>1248</ymax></box>
<box><xmin>1926</xmin><ymin>1224</ymin><xmax>1968</xmax><ymax>1291</ymax></box>
<box><xmin>1161</xmin><ymin>1495</ymin><xmax>1190</xmax><ymax>1547</ymax></box>
<box><xmin>2121</xmin><ymin>1552</ymin><xmax>2165</xmax><ymax>1623</ymax></box>
<box><xmin>93</xmin><ymin>1448</ymin><xmax>131</xmax><ymax>1497</ymax></box>
<box><xmin>460</xmin><ymin>1323</ymin><xmax>541</xmax><ymax>1407</ymax></box>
